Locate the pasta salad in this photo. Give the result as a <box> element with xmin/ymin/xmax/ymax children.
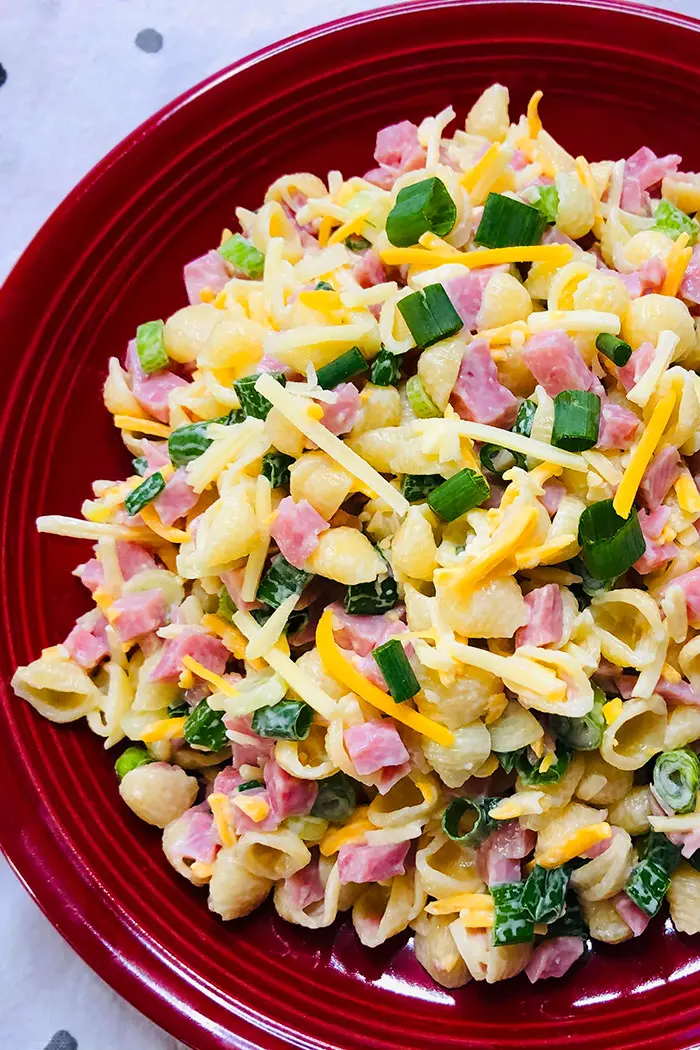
<box><xmin>13</xmin><ymin>83</ymin><xmax>700</xmax><ymax>987</ymax></box>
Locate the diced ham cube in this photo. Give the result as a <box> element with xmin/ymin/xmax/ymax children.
<box><xmin>270</xmin><ymin>496</ymin><xmax>329</xmax><ymax>570</ymax></box>
<box><xmin>655</xmin><ymin>678</ymin><xmax>700</xmax><ymax>707</ymax></box>
<box><xmin>169</xmin><ymin>803</ymin><xmax>220</xmax><ymax>865</ymax></box>
<box><xmin>638</xmin><ymin>446</ymin><xmax>681</xmax><ymax>511</ymax></box>
<box><xmin>74</xmin><ymin>540</ymin><xmax>157</xmax><ymax>595</ymax></box>
<box><xmin>140</xmin><ymin>439</ymin><xmax>171</xmax><ymax>471</ymax></box>
<box><xmin>620</xmin><ymin>147</ymin><xmax>681</xmax><ymax>215</ymax></box>
<box><xmin>219</xmin><ymin>567</ymin><xmax>262</xmax><ymax>612</ymax></box>
<box><xmin>661</xmin><ymin>567</ymin><xmax>700</xmax><ymax>625</ymax></box>
<box><xmin>183</xmin><ymin>250</ymin><xmax>230</xmax><ymax>304</ymax></box>
<box><xmin>343</xmin><ymin>719</ymin><xmax>410</xmax><ymax>776</ymax></box>
<box><xmin>110</xmin><ymin>589</ymin><xmax>166</xmax><ymax>643</ymax></box>
<box><xmin>257</xmin><ymin>354</ymin><xmax>297</xmax><ymax>377</ymax></box>
<box><xmin>229</xmin><ymin>788</ymin><xmax>280</xmax><ymax>833</ymax></box>
<box><xmin>364</xmin><ymin>121</ymin><xmax>426</xmax><ymax>188</ymax></box>
<box><xmin>149</xmin><ymin>626</ymin><xmax>228</xmax><ymax>682</ymax></box>
<box><xmin>154</xmin><ymin>467</ymin><xmax>198</xmax><ymax>527</ymax></box>
<box><xmin>353</xmin><ymin>249</ymin><xmax>387</xmax><ymax>288</ymax></box>
<box><xmin>211</xmin><ymin>766</ymin><xmax>246</xmax><ymax>795</ymax></box>
<box><xmin>264</xmin><ymin>757</ymin><xmax>318</xmax><ymax>820</ymax></box>
<box><xmin>637</xmin><ymin>255</ymin><xmax>667</xmax><ymax>294</ymax></box>
<box><xmin>541</xmin><ymin>479</ymin><xmax>566</xmax><ymax>516</ymax></box>
<box><xmin>337</xmin><ymin>840</ymin><xmax>410</xmax><ymax>884</ymax></box>
<box><xmin>614</xmin><ymin>893</ymin><xmax>652</xmax><ymax>937</ymax></box>
<box><xmin>319</xmin><ymin>383</ymin><xmax>362</xmax><ymax>436</ymax></box>
<box><xmin>363</xmin><ymin>167</ymin><xmax>399</xmax><ymax>191</ymax></box>
<box><xmin>223</xmin><ymin>715</ymin><xmax>275</xmax><ymax>768</ymax></box>
<box><xmin>329</xmin><ymin>602</ymin><xmax>408</xmax><ymax>657</ymax></box>
<box><xmin>634</xmin><ymin>507</ymin><xmax>677</xmax><ymax>575</ymax></box>
<box><xmin>681</xmin><ymin>245</ymin><xmax>700</xmax><ymax>305</ymax></box>
<box><xmin>617</xmin><ymin>341</ymin><xmax>655</xmax><ymax>392</ymax></box>
<box><xmin>372</xmin><ymin>760</ymin><xmax>412</xmax><ymax>795</ymax></box>
<box><xmin>523</xmin><ymin>330</ymin><xmax>603</xmax><ymax>397</ymax></box>
<box><xmin>450</xmin><ymin>340</ymin><xmax>518</xmax><ymax>427</ymax></box>
<box><xmin>525</xmin><ymin>937</ymin><xmax>585</xmax><ymax>982</ymax></box>
<box><xmin>680</xmin><ymin>828</ymin><xmax>700</xmax><ymax>859</ymax></box>
<box><xmin>476</xmin><ymin>822</ymin><xmax>536</xmax><ymax>886</ymax></box>
<box><xmin>284</xmin><ymin>857</ymin><xmax>326</xmax><ymax>910</ymax></box>
<box><xmin>125</xmin><ymin>339</ymin><xmax>188</xmax><ymax>424</ymax></box>
<box><xmin>515</xmin><ymin>585</ymin><xmax>563</xmax><ymax>648</ymax></box>
<box><xmin>444</xmin><ymin>268</ymin><xmax>507</xmax><ymax>333</ymax></box>
<box><xmin>63</xmin><ymin>613</ymin><xmax>109</xmax><ymax>669</ymax></box>
<box><xmin>597</xmin><ymin>402</ymin><xmax>639</xmax><ymax>450</ymax></box>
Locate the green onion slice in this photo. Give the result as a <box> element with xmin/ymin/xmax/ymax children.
<box><xmin>345</xmin><ymin>234</ymin><xmax>372</xmax><ymax>253</ymax></box>
<box><xmin>406</xmin><ymin>374</ymin><xmax>442</xmax><ymax>418</ymax></box>
<box><xmin>316</xmin><ymin>346</ymin><xmax>367</xmax><ymax>390</ymax></box>
<box><xmin>397</xmin><ymin>283</ymin><xmax>463</xmax><ymax>349</ymax></box>
<box><xmin>578</xmin><ymin>499</ymin><xmax>645</xmax><ymax>580</ymax></box>
<box><xmin>504</xmin><ymin>745</ymin><xmax>571</xmax><ymax>786</ymax></box>
<box><xmin>234</xmin><ymin>371</ymin><xmax>286</xmax><ymax>421</ymax></box>
<box><xmin>261</xmin><ymin>450</ymin><xmax>295</xmax><ymax>489</ymax></box>
<box><xmin>531</xmin><ymin>185</ymin><xmax>560</xmax><ymax>225</ymax></box>
<box><xmin>167</xmin><ymin>701</ymin><xmax>190</xmax><ymax>718</ymax></box>
<box><xmin>653</xmin><ymin>198</ymin><xmax>699</xmax><ymax>245</ymax></box>
<box><xmin>136</xmin><ymin>320</ymin><xmax>168</xmax><ymax>374</ymax></box>
<box><xmin>252</xmin><ymin>699</ymin><xmax>314</xmax><ymax>740</ymax></box>
<box><xmin>371</xmin><ymin>638</ymin><xmax>420</xmax><ymax>703</ymax></box>
<box><xmin>257</xmin><ymin>554</ymin><xmax>311</xmax><ymax>610</ymax></box>
<box><xmin>475</xmin><ymin>192</ymin><xmax>547</xmax><ymax>249</ymax></box>
<box><xmin>115</xmin><ymin>746</ymin><xmax>152</xmax><ymax>780</ymax></box>
<box><xmin>386</xmin><ymin>176</ymin><xmax>457</xmax><ymax>247</ymax></box>
<box><xmin>218</xmin><ymin>587</ymin><xmax>236</xmax><ymax>623</ymax></box>
<box><xmin>624</xmin><ymin>858</ymin><xmax>670</xmax><ymax>917</ymax></box>
<box><xmin>125</xmin><ymin>471</ymin><xmax>165</xmax><ymax>516</ymax></box>
<box><xmin>479</xmin><ymin>443</ymin><xmax>526</xmax><ymax>476</ymax></box>
<box><xmin>442</xmin><ymin>796</ymin><xmax>500</xmax><ymax>846</ymax></box>
<box><xmin>522</xmin><ymin>865</ymin><xmax>570</xmax><ymax>924</ymax></box>
<box><xmin>550</xmin><ymin>687</ymin><xmax>606</xmax><ymax>751</ymax></box>
<box><xmin>219</xmin><ymin>233</ymin><xmax>265</xmax><ymax>278</ymax></box>
<box><xmin>551</xmin><ymin>390</ymin><xmax>601</xmax><ymax>452</ymax></box>
<box><xmin>237</xmin><ymin>779</ymin><xmax>264</xmax><ymax>792</ymax></box>
<box><xmin>401</xmin><ymin>473</ymin><xmax>444</xmax><ymax>502</ymax></box>
<box><xmin>344</xmin><ymin>574</ymin><xmax>398</xmax><ymax>615</ymax></box>
<box><xmin>595</xmin><ymin>332</ymin><xmax>632</xmax><ymax>367</ymax></box>
<box><xmin>311</xmin><ymin>771</ymin><xmax>357</xmax><ymax>821</ymax></box>
<box><xmin>168</xmin><ymin>420</ymin><xmax>215</xmax><ymax>467</ymax></box>
<box><xmin>183</xmin><ymin>700</ymin><xmax>228</xmax><ymax>751</ymax></box>
<box><xmin>370</xmin><ymin>347</ymin><xmax>403</xmax><ymax>386</ymax></box>
<box><xmin>639</xmin><ymin>830</ymin><xmax>682</xmax><ymax>872</ymax></box>
<box><xmin>653</xmin><ymin>749</ymin><xmax>700</xmax><ymax>814</ymax></box>
<box><xmin>513</xmin><ymin>398</ymin><xmax>537</xmax><ymax>437</ymax></box>
<box><xmin>491</xmin><ymin>882</ymin><xmax>535</xmax><ymax>946</ymax></box>
<box><xmin>547</xmin><ymin>892</ymin><xmax>588</xmax><ymax>940</ymax></box>
<box><xmin>427</xmin><ymin>467</ymin><xmax>490</xmax><ymax>521</ymax></box>
<box><xmin>132</xmin><ymin>456</ymin><xmax>149</xmax><ymax>477</ymax></box>
<box><xmin>315</xmin><ymin>280</ymin><xmax>333</xmax><ymax>291</ymax></box>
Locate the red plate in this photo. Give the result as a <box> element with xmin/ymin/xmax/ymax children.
<box><xmin>2</xmin><ymin>2</ymin><xmax>700</xmax><ymax>1047</ymax></box>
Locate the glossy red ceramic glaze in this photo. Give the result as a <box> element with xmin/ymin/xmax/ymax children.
<box><xmin>3</xmin><ymin>2</ymin><xmax>700</xmax><ymax>1047</ymax></box>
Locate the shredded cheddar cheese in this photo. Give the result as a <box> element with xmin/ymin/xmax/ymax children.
<box><xmin>613</xmin><ymin>389</ymin><xmax>677</xmax><ymax>518</ymax></box>
<box><xmin>182</xmin><ymin>655</ymin><xmax>239</xmax><ymax>698</ymax></box>
<box><xmin>208</xmin><ymin>793</ymin><xmax>236</xmax><ymax>848</ymax></box>
<box><xmin>536</xmin><ymin>823</ymin><xmax>611</xmax><ymax>869</ymax></box>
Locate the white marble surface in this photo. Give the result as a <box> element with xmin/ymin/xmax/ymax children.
<box><xmin>2</xmin><ymin>0</ymin><xmax>700</xmax><ymax>1047</ymax></box>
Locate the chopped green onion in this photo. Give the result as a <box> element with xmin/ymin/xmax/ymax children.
<box><xmin>595</xmin><ymin>333</ymin><xmax>632</xmax><ymax>367</ymax></box>
<box><xmin>475</xmin><ymin>193</ymin><xmax>547</xmax><ymax>249</ymax></box>
<box><xmin>315</xmin><ymin>280</ymin><xmax>333</xmax><ymax>291</ymax></box>
<box><xmin>136</xmin><ymin>319</ymin><xmax>168</xmax><ymax>374</ymax></box>
<box><xmin>491</xmin><ymin>882</ymin><xmax>535</xmax><ymax>946</ymax></box>
<box><xmin>427</xmin><ymin>467</ymin><xmax>490</xmax><ymax>521</ymax></box>
<box><xmin>386</xmin><ymin>176</ymin><xmax>457</xmax><ymax>247</ymax></box>
<box><xmin>183</xmin><ymin>700</ymin><xmax>228</xmax><ymax>751</ymax></box>
<box><xmin>550</xmin><ymin>687</ymin><xmax>606</xmax><ymax>751</ymax></box>
<box><xmin>513</xmin><ymin>398</ymin><xmax>537</xmax><ymax>437</ymax></box>
<box><xmin>372</xmin><ymin>638</ymin><xmax>420</xmax><ymax>703</ymax></box>
<box><xmin>257</xmin><ymin>554</ymin><xmax>311</xmax><ymax>610</ymax></box>
<box><xmin>218</xmin><ymin>587</ymin><xmax>236</xmax><ymax>623</ymax></box>
<box><xmin>125</xmin><ymin>471</ymin><xmax>165</xmax><ymax>516</ymax></box>
<box><xmin>370</xmin><ymin>347</ymin><xmax>403</xmax><ymax>386</ymax></box>
<box><xmin>578</xmin><ymin>499</ymin><xmax>645</xmax><ymax>580</ymax></box>
<box><xmin>224</xmin><ymin>408</ymin><xmax>246</xmax><ymax>424</ymax></box>
<box><xmin>132</xmin><ymin>456</ymin><xmax>149</xmax><ymax>477</ymax></box>
<box><xmin>406</xmin><ymin>374</ymin><xmax>442</xmax><ymax>418</ymax></box>
<box><xmin>531</xmin><ymin>185</ymin><xmax>560</xmax><ymax>225</ymax></box>
<box><xmin>568</xmin><ymin>556</ymin><xmax>619</xmax><ymax>603</ymax></box>
<box><xmin>503</xmin><ymin>745</ymin><xmax>571</xmax><ymax>786</ymax></box>
<box><xmin>397</xmin><ymin>283</ymin><xmax>463</xmax><ymax>349</ymax></box>
<box><xmin>639</xmin><ymin>830</ymin><xmax>682</xmax><ymax>871</ymax></box>
<box><xmin>252</xmin><ymin>699</ymin><xmax>314</xmax><ymax>740</ymax></box>
<box><xmin>551</xmin><ymin>390</ymin><xmax>601</xmax><ymax>452</ymax></box>
<box><xmin>653</xmin><ymin>198</ymin><xmax>699</xmax><ymax>245</ymax></box>
<box><xmin>219</xmin><ymin>233</ymin><xmax>265</xmax><ymax>278</ymax></box>
<box><xmin>345</xmin><ymin>234</ymin><xmax>372</xmax><ymax>252</ymax></box>
<box><xmin>115</xmin><ymin>746</ymin><xmax>152</xmax><ymax>780</ymax></box>
<box><xmin>167</xmin><ymin>701</ymin><xmax>190</xmax><ymax>718</ymax></box>
<box><xmin>402</xmin><ymin>473</ymin><xmax>444</xmax><ymax>502</ymax></box>
<box><xmin>250</xmin><ymin>605</ymin><xmax>309</xmax><ymax>639</ymax></box>
<box><xmin>311</xmin><ymin>771</ymin><xmax>357</xmax><ymax>821</ymax></box>
<box><xmin>442</xmin><ymin>796</ymin><xmax>500</xmax><ymax>847</ymax></box>
<box><xmin>479</xmin><ymin>443</ymin><xmax>526</xmax><ymax>476</ymax></box>
<box><xmin>522</xmin><ymin>865</ymin><xmax>569</xmax><ymax>924</ymax></box>
<box><xmin>261</xmin><ymin>450</ymin><xmax>295</xmax><ymax>489</ymax></box>
<box><xmin>169</xmin><ymin>420</ymin><xmax>214</xmax><ymax>466</ymax></box>
<box><xmin>624</xmin><ymin>858</ymin><xmax>670</xmax><ymax>917</ymax></box>
<box><xmin>344</xmin><ymin>574</ymin><xmax>398</xmax><ymax>615</ymax></box>
<box><xmin>495</xmin><ymin>749</ymin><xmax>524</xmax><ymax>774</ymax></box>
<box><xmin>547</xmin><ymin>892</ymin><xmax>588</xmax><ymax>940</ymax></box>
<box><xmin>237</xmin><ymin>779</ymin><xmax>264</xmax><ymax>792</ymax></box>
<box><xmin>316</xmin><ymin>346</ymin><xmax>367</xmax><ymax>389</ymax></box>
<box><xmin>653</xmin><ymin>749</ymin><xmax>700</xmax><ymax>814</ymax></box>
<box><xmin>234</xmin><ymin>371</ymin><xmax>286</xmax><ymax>421</ymax></box>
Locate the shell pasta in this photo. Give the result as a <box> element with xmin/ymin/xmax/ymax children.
<box><xmin>15</xmin><ymin>83</ymin><xmax>700</xmax><ymax>988</ymax></box>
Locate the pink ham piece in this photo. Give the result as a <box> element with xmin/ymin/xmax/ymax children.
<box><xmin>154</xmin><ymin>467</ymin><xmax>198</xmax><ymax>527</ymax></box>
<box><xmin>655</xmin><ymin>678</ymin><xmax>700</xmax><ymax>707</ymax></box>
<box><xmin>614</xmin><ymin>893</ymin><xmax>652</xmax><ymax>937</ymax></box>
<box><xmin>219</xmin><ymin>567</ymin><xmax>262</xmax><ymax>612</ymax></box>
<box><xmin>257</xmin><ymin>354</ymin><xmax>297</xmax><ymax>377</ymax></box>
<box><xmin>345</xmin><ymin>650</ymin><xmax>390</xmax><ymax>691</ymax></box>
<box><xmin>109</xmin><ymin>589</ymin><xmax>166</xmax><ymax>644</ymax></box>
<box><xmin>211</xmin><ymin>765</ymin><xmax>245</xmax><ymax>795</ymax></box>
<box><xmin>661</xmin><ymin>567</ymin><xmax>700</xmax><ymax>625</ymax></box>
<box><xmin>681</xmin><ymin>245</ymin><xmax>700</xmax><ymax>304</ymax></box>
<box><xmin>168</xmin><ymin>803</ymin><xmax>221</xmax><ymax>866</ymax></box>
<box><xmin>617</xmin><ymin>341</ymin><xmax>655</xmax><ymax>392</ymax></box>
<box><xmin>183</xmin><ymin>250</ymin><xmax>230</xmax><ymax>304</ymax></box>
<box><xmin>363</xmin><ymin>121</ymin><xmax>426</xmax><ymax>189</ymax></box>
<box><xmin>284</xmin><ymin>858</ymin><xmax>326</xmax><ymax>910</ymax></box>
<box><xmin>344</xmin><ymin>720</ymin><xmax>410</xmax><ymax>776</ymax></box>
<box><xmin>634</xmin><ymin>507</ymin><xmax>677</xmax><ymax>575</ymax></box>
<box><xmin>620</xmin><ymin>147</ymin><xmax>681</xmax><ymax>215</ymax></box>
<box><xmin>270</xmin><ymin>496</ymin><xmax>329</xmax><ymax>570</ymax></box>
<box><xmin>476</xmin><ymin>822</ymin><xmax>536</xmax><ymax>886</ymax></box>
<box><xmin>450</xmin><ymin>340</ymin><xmax>518</xmax><ymax>427</ymax></box>
<box><xmin>680</xmin><ymin>829</ymin><xmax>700</xmax><ymax>859</ymax></box>
<box><xmin>597</xmin><ymin>402</ymin><xmax>639</xmax><ymax>450</ymax></box>
<box><xmin>229</xmin><ymin>788</ymin><xmax>280</xmax><ymax>834</ymax></box>
<box><xmin>63</xmin><ymin>613</ymin><xmax>109</xmax><ymax>669</ymax></box>
<box><xmin>149</xmin><ymin>626</ymin><xmax>228</xmax><ymax>682</ymax></box>
<box><xmin>223</xmin><ymin>715</ymin><xmax>275</xmax><ymax>768</ymax></box>
<box><xmin>443</xmin><ymin>268</ymin><xmax>507</xmax><ymax>332</ymax></box>
<box><xmin>372</xmin><ymin>759</ymin><xmax>412</xmax><ymax>795</ymax></box>
<box><xmin>525</xmin><ymin>937</ymin><xmax>584</xmax><ymax>982</ymax></box>
<box><xmin>264</xmin><ymin>757</ymin><xmax>318</xmax><ymax>820</ymax></box>
<box><xmin>75</xmin><ymin>541</ymin><xmax>157</xmax><ymax>595</ymax></box>
<box><xmin>319</xmin><ymin>383</ymin><xmax>362</xmax><ymax>436</ymax></box>
<box><xmin>353</xmin><ymin>249</ymin><xmax>386</xmax><ymax>289</ymax></box>
<box><xmin>125</xmin><ymin>339</ymin><xmax>188</xmax><ymax>424</ymax></box>
<box><xmin>337</xmin><ymin>840</ymin><xmax>410</xmax><ymax>885</ymax></box>
<box><xmin>541</xmin><ymin>479</ymin><xmax>566</xmax><ymax>516</ymax></box>
<box><xmin>637</xmin><ymin>447</ymin><xmax>681</xmax><ymax>511</ymax></box>
<box><xmin>515</xmin><ymin>585</ymin><xmax>563</xmax><ymax>648</ymax></box>
<box><xmin>140</xmin><ymin>439</ymin><xmax>170</xmax><ymax>471</ymax></box>
<box><xmin>329</xmin><ymin>602</ymin><xmax>408</xmax><ymax>657</ymax></box>
<box><xmin>523</xmin><ymin>330</ymin><xmax>603</xmax><ymax>397</ymax></box>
